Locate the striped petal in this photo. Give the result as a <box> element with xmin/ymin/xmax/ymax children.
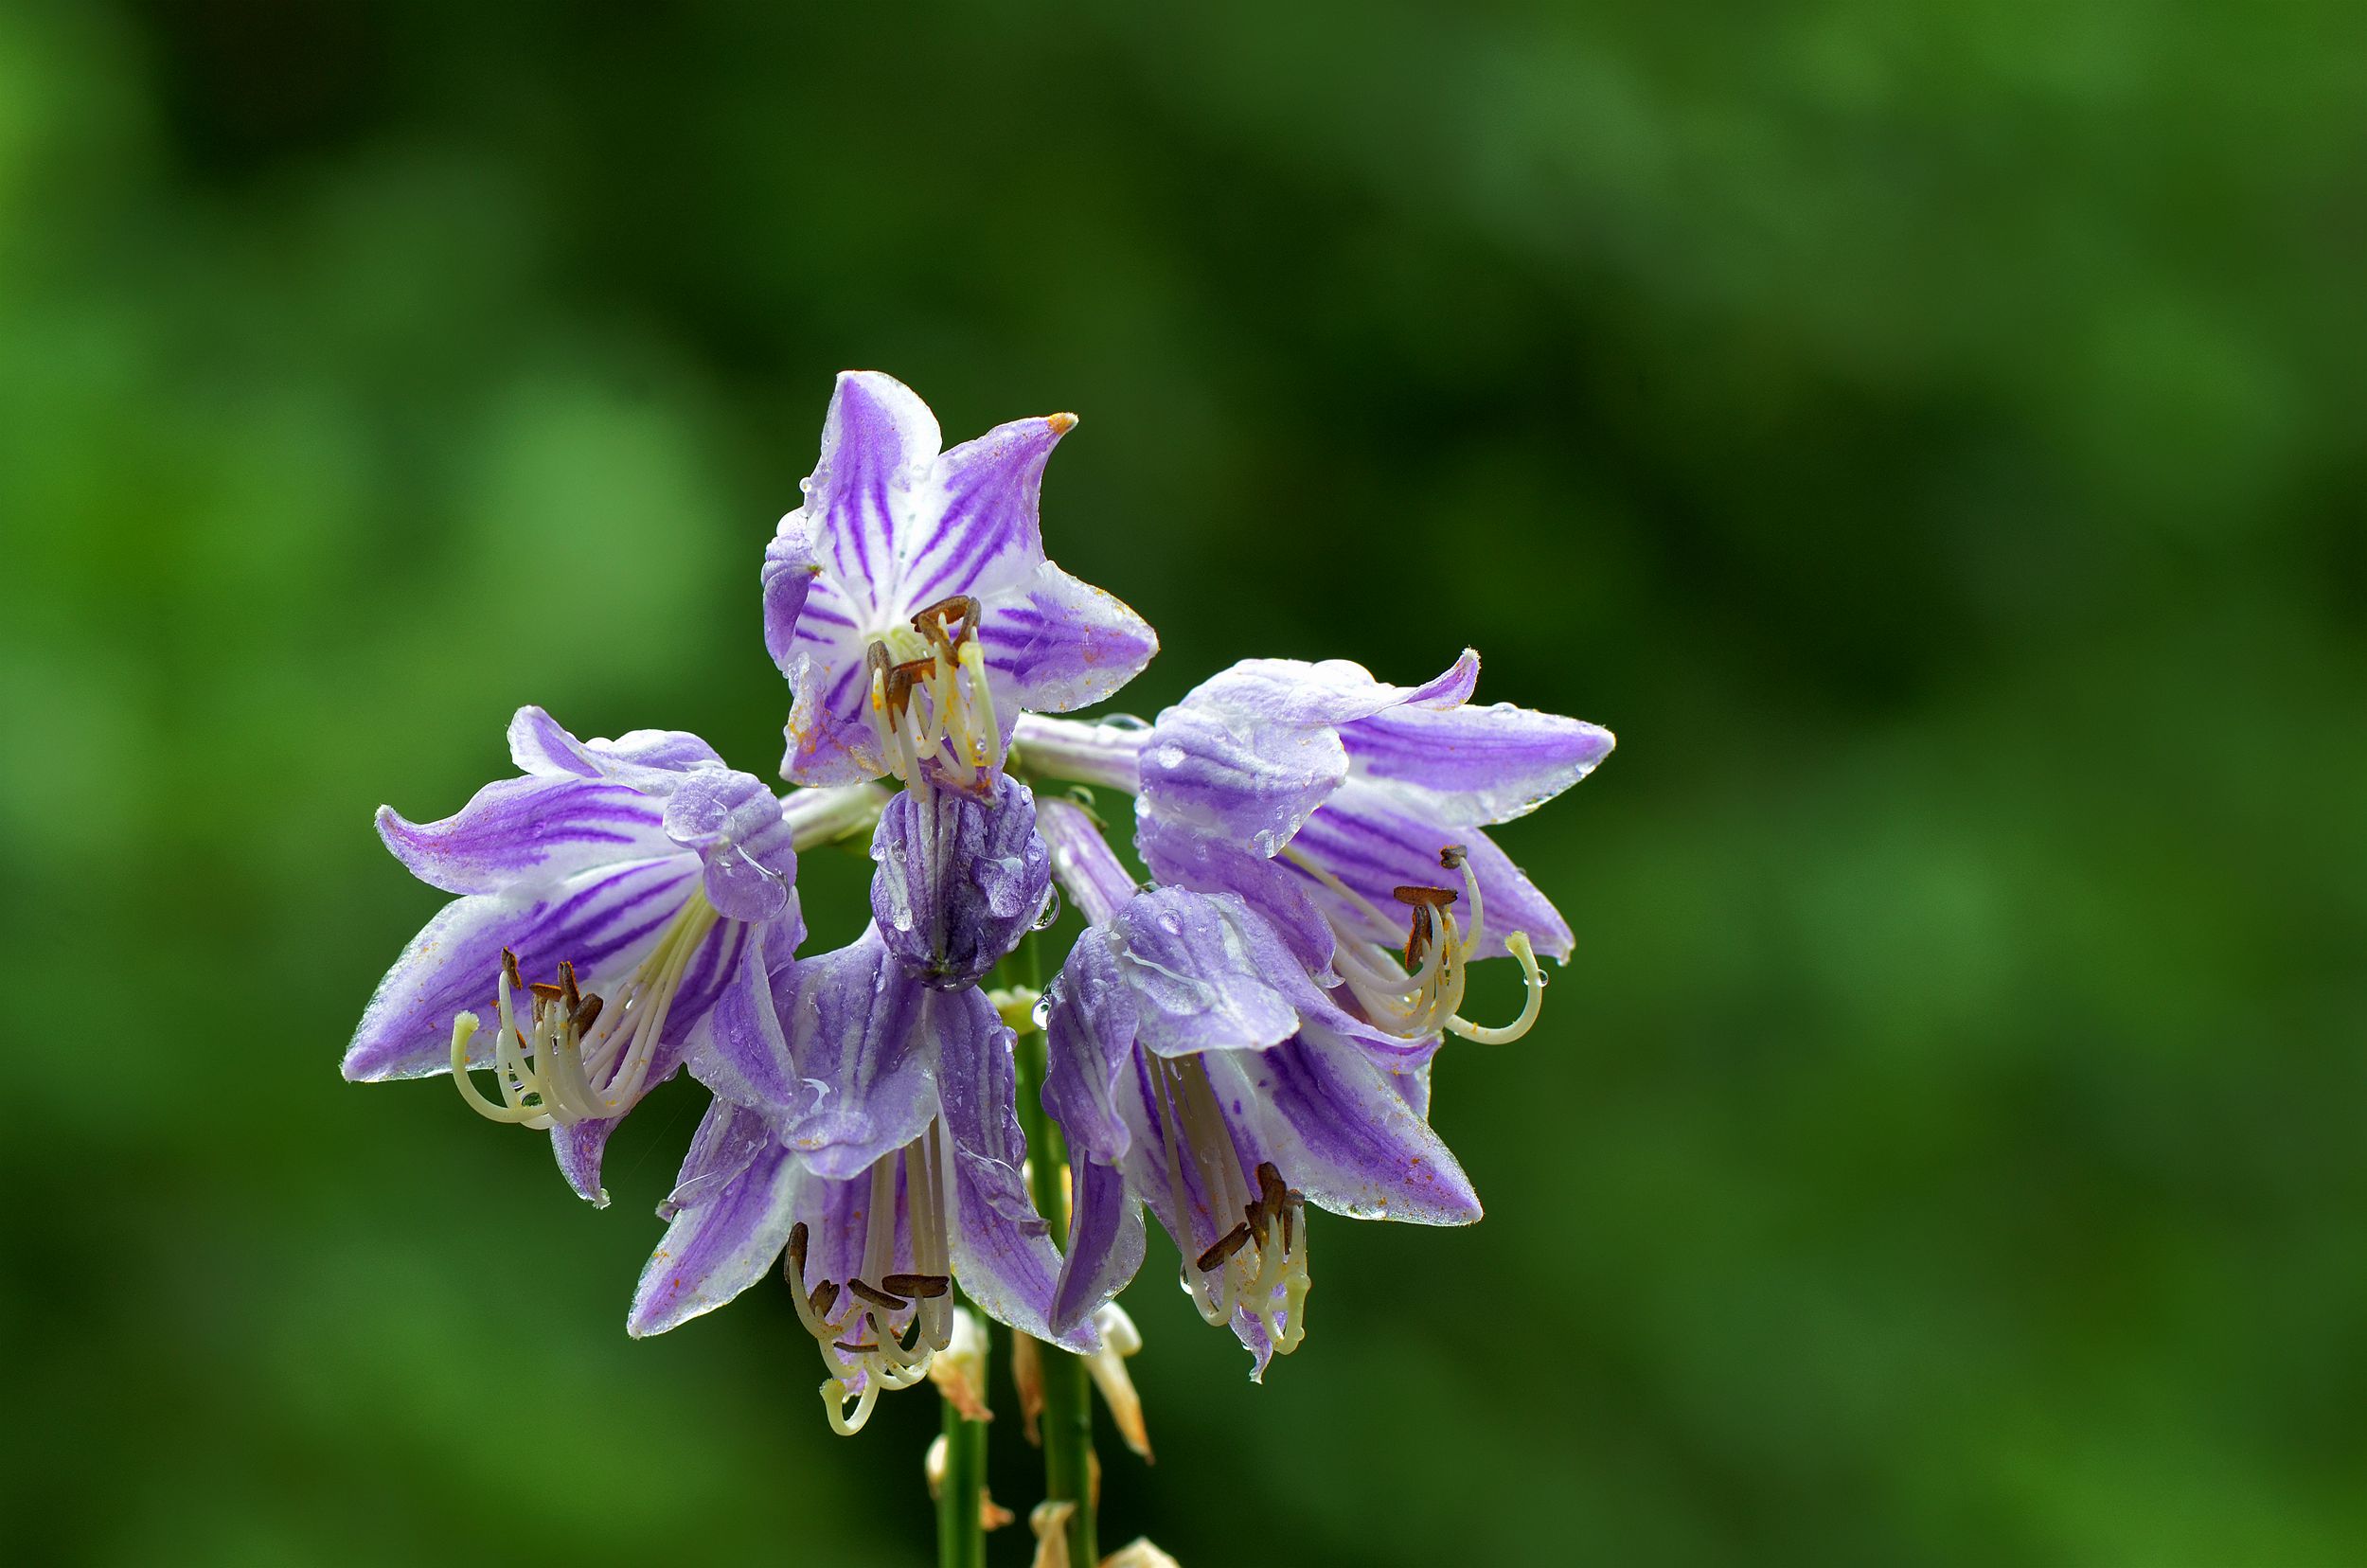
<box><xmin>629</xmin><ymin>1103</ymin><xmax>804</xmax><ymax>1336</ymax></box>
<box><xmin>344</xmin><ymin>854</ymin><xmax>700</xmax><ymax>1081</ymax></box>
<box><xmin>373</xmin><ymin>776</ymin><xmax>673</xmax><ymax>898</ymax></box>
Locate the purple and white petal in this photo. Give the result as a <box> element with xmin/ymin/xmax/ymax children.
<box><xmin>629</xmin><ymin>1120</ymin><xmax>804</xmax><ymax>1336</ymax></box>
<box><xmin>899</xmin><ymin>414</ymin><xmax>1068</xmax><ymax>609</ymax></box>
<box><xmin>1223</xmin><ymin>1037</ymin><xmax>1482</xmax><ymax>1226</ymax></box>
<box><xmin>869</xmin><ymin>775</ymin><xmax>1051</xmax><ymax>989</ymax></box>
<box><xmin>373</xmin><ymin>776</ymin><xmax>673</xmax><ymax>898</ymax></box>
<box><xmin>935</xmin><ymin>991</ymin><xmax>1094</xmax><ymax>1350</ymax></box>
<box><xmin>1343</xmin><ymin>697</ymin><xmax>1614</xmax><ymax>827</ymax></box>
<box><xmin>1051</xmin><ymin>1155</ymin><xmax>1147</xmax><ymax>1336</ymax></box>
<box><xmin>805</xmin><ymin>370</ymin><xmax>943</xmax><ymax>617</ymax></box>
<box><xmin>1041</xmin><ymin>927</ymin><xmax>1140</xmax><ymax>1163</ymax></box>
<box><xmin>552</xmin><ymin>1116</ymin><xmax>622</xmax><ymax>1208</ymax></box>
<box><xmin>663</xmin><ymin>769</ymin><xmax>799</xmax><ymax>922</ymax></box>
<box><xmin>1134</xmin><ymin>816</ymin><xmax>1338</xmax><ymax>978</ymax></box>
<box><xmin>976</xmin><ymin>560</ymin><xmax>1158</xmax><ymax>721</ymax></box>
<box><xmin>344</xmin><ymin>854</ymin><xmax>700</xmax><ymax>1081</ymax></box>
<box><xmin>507</xmin><ymin>705</ymin><xmax>726</xmax><ymax>790</ymax></box>
<box><xmin>778</xmin><ymin>928</ymin><xmax>938</xmax><ymax>1180</ymax></box>
<box><xmin>661</xmin><ymin>1096</ymin><xmax>776</xmax><ymax>1218</ymax></box>
<box><xmin>682</xmin><ymin>915</ymin><xmax>802</xmax><ymax>1113</ymax></box>
<box><xmin>1134</xmin><ymin>698</ymin><xmax>1346</xmax><ymax>858</ymax></box>
<box><xmin>1104</xmin><ymin>888</ymin><xmax>1302</xmax><ymax>1059</ymax></box>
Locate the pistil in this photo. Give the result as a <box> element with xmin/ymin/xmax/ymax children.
<box><xmin>787</xmin><ymin>1122</ymin><xmax>960</xmax><ymax>1435</ymax></box>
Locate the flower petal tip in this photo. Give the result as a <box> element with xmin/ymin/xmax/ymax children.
<box><xmin>1047</xmin><ymin>411</ymin><xmax>1077</xmax><ymax>435</ymax></box>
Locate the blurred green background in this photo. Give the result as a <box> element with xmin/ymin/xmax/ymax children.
<box><xmin>6</xmin><ymin>2</ymin><xmax>2362</xmax><ymax>1563</ymax></box>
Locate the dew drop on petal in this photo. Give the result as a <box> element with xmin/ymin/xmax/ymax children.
<box><xmin>1030</xmin><ymin>992</ymin><xmax>1054</xmax><ymax>1030</ymax></box>
<box><xmin>1031</xmin><ymin>884</ymin><xmax>1062</xmax><ymax>931</ymax></box>
<box><xmin>1153</xmin><ymin>743</ymin><xmax>1186</xmax><ymax>772</ymax></box>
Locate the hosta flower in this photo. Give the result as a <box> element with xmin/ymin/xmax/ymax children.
<box><xmin>763</xmin><ymin>370</ymin><xmax>1158</xmax><ymax>792</ymax></box>
<box><xmin>344</xmin><ymin>706</ymin><xmax>879</xmax><ymax>1204</ymax></box>
<box><xmin>629</xmin><ymin>926</ymin><xmax>1091</xmax><ymax>1434</ymax></box>
<box><xmin>1027</xmin><ymin>651</ymin><xmax>1612</xmax><ymax>1053</ymax></box>
<box><xmin>870</xmin><ymin>771</ymin><xmax>1053</xmax><ymax>989</ymax></box>
<box><xmin>1035</xmin><ymin>798</ymin><xmax>1480</xmax><ymax>1377</ymax></box>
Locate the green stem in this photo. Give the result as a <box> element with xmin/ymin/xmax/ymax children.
<box><xmin>1012</xmin><ymin>932</ymin><xmax>1099</xmax><ymax>1567</ymax></box>
<box><xmin>935</xmin><ymin>1330</ymin><xmax>989</xmax><ymax>1568</ymax></box>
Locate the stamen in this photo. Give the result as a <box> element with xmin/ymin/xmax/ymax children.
<box><xmin>1153</xmin><ymin>1056</ymin><xmax>1312</xmax><ymax>1361</ymax></box>
<box><xmin>791</xmin><ymin>1126</ymin><xmax>959</xmax><ymax>1436</ymax></box>
<box><xmin>861</xmin><ymin>597</ymin><xmax>1001</xmax><ymax>790</ymax></box>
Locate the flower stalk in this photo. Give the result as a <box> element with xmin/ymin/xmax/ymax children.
<box><xmin>1012</xmin><ymin>932</ymin><xmax>1099</xmax><ymax>1568</ymax></box>
<box><xmin>934</xmin><ymin>1322</ymin><xmax>990</xmax><ymax>1568</ymax></box>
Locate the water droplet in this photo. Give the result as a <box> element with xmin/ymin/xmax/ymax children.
<box><xmin>1031</xmin><ymin>884</ymin><xmax>1063</xmax><ymax>931</ymax></box>
<box><xmin>1154</xmin><ymin>911</ymin><xmax>1182</xmax><ymax>935</ymax></box>
<box><xmin>1029</xmin><ymin>993</ymin><xmax>1054</xmax><ymax>1029</ymax></box>
<box><xmin>1102</xmin><ymin>713</ymin><xmax>1151</xmax><ymax>732</ymax></box>
<box><xmin>1153</xmin><ymin>743</ymin><xmax>1186</xmax><ymax>772</ymax></box>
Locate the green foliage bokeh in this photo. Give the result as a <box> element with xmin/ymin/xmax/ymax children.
<box><xmin>5</xmin><ymin>3</ymin><xmax>2361</xmax><ymax>1563</ymax></box>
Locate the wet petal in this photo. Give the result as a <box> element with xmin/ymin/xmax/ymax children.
<box><xmin>344</xmin><ymin>854</ymin><xmax>699</xmax><ymax>1081</ymax></box>
<box><xmin>507</xmin><ymin>705</ymin><xmax>725</xmax><ymax>790</ymax></box>
<box><xmin>1050</xmin><ymin>1154</ymin><xmax>1146</xmax><ymax>1336</ymax></box>
<box><xmin>1041</xmin><ymin>929</ymin><xmax>1139</xmax><ymax>1163</ymax></box>
<box><xmin>374</xmin><ymin>776</ymin><xmax>672</xmax><ymax>898</ymax></box>
<box><xmin>1135</xmin><ymin>698</ymin><xmax>1345</xmax><ymax>859</ymax></box>
<box><xmin>898</xmin><ymin>414</ymin><xmax>1067</xmax><ymax>609</ymax></box>
<box><xmin>1230</xmin><ymin>1035</ymin><xmax>1482</xmax><ymax>1226</ymax></box>
<box><xmin>779</xmin><ymin>928</ymin><xmax>938</xmax><ymax>1180</ymax></box>
<box><xmin>664</xmin><ymin>770</ymin><xmax>799</xmax><ymax>922</ymax></box>
<box><xmin>1105</xmin><ymin>888</ymin><xmax>1301</xmax><ymax>1059</ymax></box>
<box><xmin>806</xmin><ymin>369</ymin><xmax>943</xmax><ymax>615</ymax></box>
<box><xmin>629</xmin><ymin>1116</ymin><xmax>803</xmax><ymax>1336</ymax></box>
<box><xmin>976</xmin><ymin>560</ymin><xmax>1158</xmax><ymax>720</ymax></box>
<box><xmin>683</xmin><ymin>916</ymin><xmax>803</xmax><ymax>1112</ymax></box>
<box><xmin>1343</xmin><ymin>698</ymin><xmax>1613</xmax><ymax>827</ymax></box>
<box><xmin>937</xmin><ymin>991</ymin><xmax>1092</xmax><ymax>1350</ymax></box>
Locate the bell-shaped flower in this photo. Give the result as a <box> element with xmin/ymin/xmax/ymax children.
<box><xmin>1035</xmin><ymin>799</ymin><xmax>1480</xmax><ymax>1379</ymax></box>
<box><xmin>869</xmin><ymin>771</ymin><xmax>1054</xmax><ymax>989</ymax></box>
<box><xmin>627</xmin><ymin>926</ymin><xmax>1093</xmax><ymax>1434</ymax></box>
<box><xmin>1077</xmin><ymin>650</ymin><xmax>1611</xmax><ymax>1054</ymax></box>
<box><xmin>344</xmin><ymin>706</ymin><xmax>877</xmax><ymax>1204</ymax></box>
<box><xmin>763</xmin><ymin>370</ymin><xmax>1158</xmax><ymax>792</ymax></box>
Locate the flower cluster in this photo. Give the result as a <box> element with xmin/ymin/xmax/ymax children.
<box><xmin>347</xmin><ymin>369</ymin><xmax>1612</xmax><ymax>1433</ymax></box>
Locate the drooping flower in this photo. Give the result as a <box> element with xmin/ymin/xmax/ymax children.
<box><xmin>628</xmin><ymin>926</ymin><xmax>1092</xmax><ymax>1434</ymax></box>
<box><xmin>763</xmin><ymin>370</ymin><xmax>1158</xmax><ymax>792</ymax></box>
<box><xmin>1034</xmin><ymin>798</ymin><xmax>1480</xmax><ymax>1378</ymax></box>
<box><xmin>344</xmin><ymin>705</ymin><xmax>880</xmax><ymax>1205</ymax></box>
<box><xmin>1022</xmin><ymin>651</ymin><xmax>1612</xmax><ymax>1054</ymax></box>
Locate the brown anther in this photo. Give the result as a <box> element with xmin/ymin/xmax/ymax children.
<box><xmin>501</xmin><ymin>949</ymin><xmax>525</xmax><ymax>990</ymax></box>
<box><xmin>846</xmin><ymin>1278</ymin><xmax>907</xmax><ymax>1311</ymax></box>
<box><xmin>1257</xmin><ymin>1162</ymin><xmax>1290</xmax><ymax>1217</ymax></box>
<box><xmin>884</xmin><ymin>656</ymin><xmax>936</xmax><ymax>718</ymax></box>
<box><xmin>834</xmin><ymin>1340</ymin><xmax>880</xmax><ymax>1355</ymax></box>
<box><xmin>809</xmin><ymin>1279</ymin><xmax>841</xmax><ymax>1318</ymax></box>
<box><xmin>570</xmin><ymin>993</ymin><xmax>604</xmax><ymax>1033</ymax></box>
<box><xmin>881</xmin><ymin>1272</ymin><xmax>952</xmax><ymax>1299</ymax></box>
<box><xmin>910</xmin><ymin>594</ymin><xmax>982</xmax><ymax>651</ymax></box>
<box><xmin>1394</xmin><ymin>886</ymin><xmax>1456</xmax><ymax>969</ymax></box>
<box><xmin>1243</xmin><ymin>1198</ymin><xmax>1269</xmax><ymax>1253</ymax></box>
<box><xmin>1197</xmin><ymin>1221</ymin><xmax>1254</xmax><ymax>1273</ymax></box>
<box><xmin>786</xmin><ymin>1221</ymin><xmax>810</xmax><ymax>1281</ymax></box>
<box><xmin>558</xmin><ymin>960</ymin><xmax>581</xmax><ymax>1012</ymax></box>
<box><xmin>528</xmin><ymin>981</ymin><xmax>566</xmax><ymax>1003</ymax></box>
<box><xmin>1439</xmin><ymin>844</ymin><xmax>1468</xmax><ymax>871</ymax></box>
<box><xmin>865</xmin><ymin>640</ymin><xmax>893</xmax><ymax>705</ymax></box>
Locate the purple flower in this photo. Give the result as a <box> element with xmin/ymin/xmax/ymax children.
<box><xmin>1035</xmin><ymin>799</ymin><xmax>1480</xmax><ymax>1378</ymax></box>
<box><xmin>1113</xmin><ymin>651</ymin><xmax>1612</xmax><ymax>1051</ymax></box>
<box><xmin>764</xmin><ymin>370</ymin><xmax>1158</xmax><ymax>791</ymax></box>
<box><xmin>870</xmin><ymin>772</ymin><xmax>1053</xmax><ymax>989</ymax></box>
<box><xmin>628</xmin><ymin>926</ymin><xmax>1092</xmax><ymax>1434</ymax></box>
<box><xmin>345</xmin><ymin>706</ymin><xmax>870</xmax><ymax>1206</ymax></box>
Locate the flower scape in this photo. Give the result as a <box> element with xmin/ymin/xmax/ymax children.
<box><xmin>345</xmin><ymin>369</ymin><xmax>1612</xmax><ymax>1552</ymax></box>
